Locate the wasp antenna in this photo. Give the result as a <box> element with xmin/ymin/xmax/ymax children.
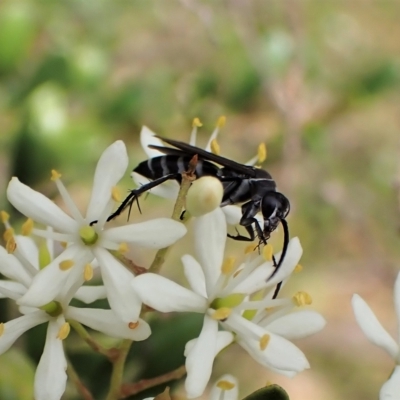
<box><xmin>266</xmin><ymin>218</ymin><xmax>289</xmax><ymax>282</ymax></box>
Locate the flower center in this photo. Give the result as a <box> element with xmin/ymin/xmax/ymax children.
<box><xmin>40</xmin><ymin>301</ymin><xmax>63</xmax><ymax>317</ymax></box>
<box><xmin>79</xmin><ymin>225</ymin><xmax>99</xmax><ymax>245</ymax></box>
<box><xmin>211</xmin><ymin>293</ymin><xmax>245</xmax><ymax>310</ymax></box>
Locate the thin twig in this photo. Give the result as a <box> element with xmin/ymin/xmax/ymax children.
<box><xmin>67</xmin><ymin>359</ymin><xmax>95</xmax><ymax>400</ymax></box>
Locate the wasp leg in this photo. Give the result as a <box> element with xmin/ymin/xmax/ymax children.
<box><xmin>227</xmin><ymin>225</ymin><xmax>255</xmax><ymax>241</ymax></box>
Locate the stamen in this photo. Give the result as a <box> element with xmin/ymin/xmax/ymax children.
<box><xmin>39</xmin><ymin>243</ymin><xmax>51</xmax><ymax>269</ymax></box>
<box><xmin>262</xmin><ymin>244</ymin><xmax>273</xmax><ymax>261</ymax></box>
<box><xmin>210</xmin><ymin>138</ymin><xmax>220</xmax><ymax>155</ymax></box>
<box><xmin>21</xmin><ymin>218</ymin><xmax>34</xmax><ymax>236</ymax></box>
<box><xmin>57</xmin><ymin>322</ymin><xmax>70</xmax><ymax>340</ymax></box>
<box><xmin>233</xmin><ymin>269</ymin><xmax>242</xmax><ymax>278</ymax></box>
<box><xmin>0</xmin><ymin>211</ymin><xmax>10</xmax><ymax>223</ymax></box>
<box><xmin>84</xmin><ymin>264</ymin><xmax>93</xmax><ymax>281</ymax></box>
<box><xmin>51</xmin><ymin>169</ymin><xmax>62</xmax><ymax>181</ymax></box>
<box><xmin>60</xmin><ymin>241</ymin><xmax>67</xmax><ymax>248</ymax></box>
<box><xmin>221</xmin><ymin>257</ymin><xmax>235</xmax><ymax>275</ymax></box>
<box><xmin>216</xmin><ymin>115</ymin><xmax>226</xmax><ymax>128</ymax></box>
<box><xmin>294</xmin><ymin>264</ymin><xmax>303</xmax><ymax>273</ymax></box>
<box><xmin>257</xmin><ymin>143</ymin><xmax>267</xmax><ymax>163</ymax></box>
<box><xmin>211</xmin><ymin>307</ymin><xmax>232</xmax><ymax>320</ymax></box>
<box><xmin>244</xmin><ymin>243</ymin><xmax>257</xmax><ymax>254</ymax></box>
<box><xmin>111</xmin><ymin>186</ymin><xmax>121</xmax><ymax>202</ymax></box>
<box><xmin>216</xmin><ymin>380</ymin><xmax>235</xmax><ymax>390</ymax></box>
<box><xmin>259</xmin><ymin>334</ymin><xmax>270</xmax><ymax>350</ymax></box>
<box><xmin>0</xmin><ymin>323</ymin><xmax>4</xmax><ymax>336</ymax></box>
<box><xmin>128</xmin><ymin>321</ymin><xmax>139</xmax><ymax>329</ymax></box>
<box><xmin>59</xmin><ymin>259</ymin><xmax>74</xmax><ymax>271</ymax></box>
<box><xmin>293</xmin><ymin>291</ymin><xmax>312</xmax><ymax>306</ymax></box>
<box><xmin>3</xmin><ymin>227</ymin><xmax>14</xmax><ymax>242</ymax></box>
<box><xmin>192</xmin><ymin>117</ymin><xmax>202</xmax><ymax>127</ymax></box>
<box><xmin>6</xmin><ymin>237</ymin><xmax>16</xmax><ymax>254</ymax></box>
<box><xmin>79</xmin><ymin>226</ymin><xmax>98</xmax><ymax>245</ymax></box>
<box><xmin>118</xmin><ymin>242</ymin><xmax>129</xmax><ymax>253</ymax></box>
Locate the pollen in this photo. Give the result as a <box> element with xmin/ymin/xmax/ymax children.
<box><xmin>210</xmin><ymin>138</ymin><xmax>220</xmax><ymax>155</ymax></box>
<box><xmin>3</xmin><ymin>227</ymin><xmax>14</xmax><ymax>242</ymax></box>
<box><xmin>79</xmin><ymin>225</ymin><xmax>98</xmax><ymax>245</ymax></box>
<box><xmin>192</xmin><ymin>117</ymin><xmax>203</xmax><ymax>127</ymax></box>
<box><xmin>0</xmin><ymin>211</ymin><xmax>10</xmax><ymax>223</ymax></box>
<box><xmin>128</xmin><ymin>321</ymin><xmax>139</xmax><ymax>329</ymax></box>
<box><xmin>51</xmin><ymin>169</ymin><xmax>61</xmax><ymax>181</ymax></box>
<box><xmin>111</xmin><ymin>186</ymin><xmax>121</xmax><ymax>202</ymax></box>
<box><xmin>0</xmin><ymin>323</ymin><xmax>4</xmax><ymax>336</ymax></box>
<box><xmin>257</xmin><ymin>143</ymin><xmax>267</xmax><ymax>163</ymax></box>
<box><xmin>59</xmin><ymin>259</ymin><xmax>74</xmax><ymax>271</ymax></box>
<box><xmin>211</xmin><ymin>307</ymin><xmax>232</xmax><ymax>320</ymax></box>
<box><xmin>216</xmin><ymin>380</ymin><xmax>236</xmax><ymax>390</ymax></box>
<box><xmin>84</xmin><ymin>264</ymin><xmax>94</xmax><ymax>281</ymax></box>
<box><xmin>6</xmin><ymin>237</ymin><xmax>16</xmax><ymax>254</ymax></box>
<box><xmin>221</xmin><ymin>257</ymin><xmax>235</xmax><ymax>275</ymax></box>
<box><xmin>21</xmin><ymin>218</ymin><xmax>34</xmax><ymax>236</ymax></box>
<box><xmin>294</xmin><ymin>263</ymin><xmax>303</xmax><ymax>273</ymax></box>
<box><xmin>262</xmin><ymin>244</ymin><xmax>273</xmax><ymax>261</ymax></box>
<box><xmin>293</xmin><ymin>291</ymin><xmax>312</xmax><ymax>306</ymax></box>
<box><xmin>216</xmin><ymin>115</ymin><xmax>226</xmax><ymax>128</ymax></box>
<box><xmin>57</xmin><ymin>322</ymin><xmax>70</xmax><ymax>340</ymax></box>
<box><xmin>259</xmin><ymin>334</ymin><xmax>270</xmax><ymax>350</ymax></box>
<box><xmin>118</xmin><ymin>242</ymin><xmax>129</xmax><ymax>253</ymax></box>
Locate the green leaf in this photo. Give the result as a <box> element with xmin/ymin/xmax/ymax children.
<box><xmin>242</xmin><ymin>384</ymin><xmax>290</xmax><ymax>400</ymax></box>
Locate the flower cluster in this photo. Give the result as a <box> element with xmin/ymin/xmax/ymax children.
<box><xmin>0</xmin><ymin>127</ymin><xmax>326</xmax><ymax>400</ymax></box>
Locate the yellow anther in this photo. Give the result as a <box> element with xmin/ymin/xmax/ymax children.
<box><xmin>6</xmin><ymin>237</ymin><xmax>16</xmax><ymax>254</ymax></box>
<box><xmin>59</xmin><ymin>260</ymin><xmax>74</xmax><ymax>271</ymax></box>
<box><xmin>294</xmin><ymin>264</ymin><xmax>303</xmax><ymax>273</ymax></box>
<box><xmin>0</xmin><ymin>211</ymin><xmax>10</xmax><ymax>223</ymax></box>
<box><xmin>210</xmin><ymin>138</ymin><xmax>220</xmax><ymax>155</ymax></box>
<box><xmin>233</xmin><ymin>269</ymin><xmax>242</xmax><ymax>278</ymax></box>
<box><xmin>111</xmin><ymin>186</ymin><xmax>121</xmax><ymax>202</ymax></box>
<box><xmin>84</xmin><ymin>264</ymin><xmax>94</xmax><ymax>281</ymax></box>
<box><xmin>211</xmin><ymin>307</ymin><xmax>232</xmax><ymax>320</ymax></box>
<box><xmin>3</xmin><ymin>228</ymin><xmax>14</xmax><ymax>242</ymax></box>
<box><xmin>244</xmin><ymin>243</ymin><xmax>257</xmax><ymax>254</ymax></box>
<box><xmin>192</xmin><ymin>117</ymin><xmax>203</xmax><ymax>127</ymax></box>
<box><xmin>57</xmin><ymin>322</ymin><xmax>70</xmax><ymax>340</ymax></box>
<box><xmin>259</xmin><ymin>334</ymin><xmax>270</xmax><ymax>350</ymax></box>
<box><xmin>262</xmin><ymin>244</ymin><xmax>273</xmax><ymax>261</ymax></box>
<box><xmin>0</xmin><ymin>323</ymin><xmax>4</xmax><ymax>336</ymax></box>
<box><xmin>216</xmin><ymin>115</ymin><xmax>226</xmax><ymax>128</ymax></box>
<box><xmin>60</xmin><ymin>241</ymin><xmax>67</xmax><ymax>248</ymax></box>
<box><xmin>221</xmin><ymin>257</ymin><xmax>235</xmax><ymax>275</ymax></box>
<box><xmin>118</xmin><ymin>242</ymin><xmax>129</xmax><ymax>253</ymax></box>
<box><xmin>216</xmin><ymin>380</ymin><xmax>236</xmax><ymax>390</ymax></box>
<box><xmin>21</xmin><ymin>218</ymin><xmax>34</xmax><ymax>236</ymax></box>
<box><xmin>51</xmin><ymin>170</ymin><xmax>61</xmax><ymax>181</ymax></box>
<box><xmin>257</xmin><ymin>143</ymin><xmax>267</xmax><ymax>163</ymax></box>
<box><xmin>128</xmin><ymin>321</ymin><xmax>139</xmax><ymax>329</ymax></box>
<box><xmin>293</xmin><ymin>291</ymin><xmax>312</xmax><ymax>306</ymax></box>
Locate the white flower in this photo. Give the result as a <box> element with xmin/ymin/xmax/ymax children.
<box><xmin>132</xmin><ymin>208</ymin><xmax>323</xmax><ymax>398</ymax></box>
<box><xmin>209</xmin><ymin>374</ymin><xmax>239</xmax><ymax>400</ymax></box>
<box><xmin>0</xmin><ymin>241</ymin><xmax>150</xmax><ymax>400</ymax></box>
<box><xmin>6</xmin><ymin>140</ymin><xmax>187</xmax><ymax>325</ymax></box>
<box><xmin>352</xmin><ymin>273</ymin><xmax>400</xmax><ymax>399</ymax></box>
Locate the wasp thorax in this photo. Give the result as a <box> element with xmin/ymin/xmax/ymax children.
<box><xmin>186</xmin><ymin>176</ymin><xmax>223</xmax><ymax>217</ymax></box>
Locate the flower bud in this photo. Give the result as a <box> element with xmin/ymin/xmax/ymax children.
<box><xmin>186</xmin><ymin>177</ymin><xmax>223</xmax><ymax>217</ymax></box>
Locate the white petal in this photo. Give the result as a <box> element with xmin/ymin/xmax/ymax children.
<box><xmin>184</xmin><ymin>331</ymin><xmax>234</xmax><ymax>357</ymax></box>
<box><xmin>86</xmin><ymin>141</ymin><xmax>129</xmax><ymax>221</ymax></box>
<box><xmin>132</xmin><ymin>273</ymin><xmax>207</xmax><ymax>312</ymax></box>
<box><xmin>233</xmin><ymin>262</ymin><xmax>275</xmax><ymax>294</ymax></box>
<box><xmin>352</xmin><ymin>294</ymin><xmax>398</xmax><ymax>358</ymax></box>
<box><xmin>210</xmin><ymin>374</ymin><xmax>239</xmax><ymax>400</ymax></box>
<box><xmin>0</xmin><ymin>312</ymin><xmax>48</xmax><ymax>354</ymax></box>
<box><xmin>102</xmin><ymin>218</ymin><xmax>186</xmax><ymax>248</ymax></box>
<box><xmin>140</xmin><ymin>126</ymin><xmax>164</xmax><ymax>158</ymax></box>
<box><xmin>73</xmin><ymin>286</ymin><xmax>107</xmax><ymax>303</ymax></box>
<box><xmin>66</xmin><ymin>307</ymin><xmax>151</xmax><ymax>341</ymax></box>
<box><xmin>194</xmin><ymin>208</ymin><xmax>226</xmax><ymax>293</ymax></box>
<box><xmin>34</xmin><ymin>319</ymin><xmax>67</xmax><ymax>400</ymax></box>
<box><xmin>380</xmin><ymin>365</ymin><xmax>400</xmax><ymax>400</ymax></box>
<box><xmin>265</xmin><ymin>311</ymin><xmax>326</xmax><ymax>339</ymax></box>
<box><xmin>0</xmin><ymin>246</ymin><xmax>32</xmax><ymax>287</ymax></box>
<box><xmin>15</xmin><ymin>235</ymin><xmax>39</xmax><ymax>270</ymax></box>
<box><xmin>0</xmin><ymin>280</ymin><xmax>26</xmax><ymax>299</ymax></box>
<box><xmin>182</xmin><ymin>255</ymin><xmax>207</xmax><ymax>297</ymax></box>
<box><xmin>17</xmin><ymin>245</ymin><xmax>88</xmax><ymax>307</ymax></box>
<box><xmin>223</xmin><ymin>206</ymin><xmax>263</xmax><ymax>228</ymax></box>
<box><xmin>131</xmin><ymin>172</ymin><xmax>180</xmax><ymax>199</ymax></box>
<box><xmin>185</xmin><ymin>316</ymin><xmax>218</xmax><ymax>398</ymax></box>
<box><xmin>94</xmin><ymin>248</ymin><xmax>141</xmax><ymax>323</ymax></box>
<box><xmin>7</xmin><ymin>177</ymin><xmax>77</xmax><ymax>233</ymax></box>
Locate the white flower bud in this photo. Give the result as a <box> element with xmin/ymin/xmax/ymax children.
<box><xmin>186</xmin><ymin>177</ymin><xmax>223</xmax><ymax>217</ymax></box>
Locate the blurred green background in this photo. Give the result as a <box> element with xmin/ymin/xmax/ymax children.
<box><xmin>1</xmin><ymin>1</ymin><xmax>400</xmax><ymax>399</ymax></box>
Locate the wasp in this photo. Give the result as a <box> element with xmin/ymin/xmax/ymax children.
<box><xmin>107</xmin><ymin>136</ymin><xmax>290</xmax><ymax>275</ymax></box>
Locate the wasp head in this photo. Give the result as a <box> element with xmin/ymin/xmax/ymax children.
<box><xmin>261</xmin><ymin>192</ymin><xmax>290</xmax><ymax>236</ymax></box>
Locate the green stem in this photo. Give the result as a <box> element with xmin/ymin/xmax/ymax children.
<box><xmin>105</xmin><ymin>339</ymin><xmax>133</xmax><ymax>400</ymax></box>
<box><xmin>67</xmin><ymin>358</ymin><xmax>94</xmax><ymax>400</ymax></box>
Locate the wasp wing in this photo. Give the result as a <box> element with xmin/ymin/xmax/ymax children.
<box><xmin>150</xmin><ymin>135</ymin><xmax>257</xmax><ymax>177</ymax></box>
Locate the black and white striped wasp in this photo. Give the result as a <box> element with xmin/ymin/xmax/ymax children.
<box><xmin>107</xmin><ymin>136</ymin><xmax>291</xmax><ymax>274</ymax></box>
